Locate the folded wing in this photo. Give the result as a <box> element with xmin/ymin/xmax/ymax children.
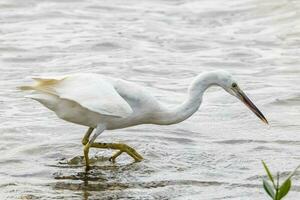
<box><xmin>21</xmin><ymin>74</ymin><xmax>133</xmax><ymax>118</ymax></box>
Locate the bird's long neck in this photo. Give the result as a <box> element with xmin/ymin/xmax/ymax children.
<box><xmin>154</xmin><ymin>72</ymin><xmax>222</xmax><ymax>125</ymax></box>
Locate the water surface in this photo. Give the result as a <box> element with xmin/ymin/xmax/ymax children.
<box><xmin>1</xmin><ymin>0</ymin><xmax>300</xmax><ymax>199</ymax></box>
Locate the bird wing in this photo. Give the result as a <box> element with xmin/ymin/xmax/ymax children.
<box><xmin>29</xmin><ymin>74</ymin><xmax>133</xmax><ymax>118</ymax></box>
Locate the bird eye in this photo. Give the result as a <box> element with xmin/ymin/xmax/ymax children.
<box><xmin>232</xmin><ymin>83</ymin><xmax>237</xmax><ymax>88</ymax></box>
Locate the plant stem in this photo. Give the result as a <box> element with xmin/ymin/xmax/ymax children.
<box><xmin>275</xmin><ymin>172</ymin><xmax>280</xmax><ymax>200</ymax></box>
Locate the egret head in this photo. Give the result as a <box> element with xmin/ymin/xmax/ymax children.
<box><xmin>217</xmin><ymin>71</ymin><xmax>268</xmax><ymax>124</ymax></box>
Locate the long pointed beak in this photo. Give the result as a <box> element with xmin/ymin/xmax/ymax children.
<box><xmin>235</xmin><ymin>88</ymin><xmax>268</xmax><ymax>124</ymax></box>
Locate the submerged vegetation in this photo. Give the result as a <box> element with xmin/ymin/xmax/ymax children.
<box><xmin>262</xmin><ymin>161</ymin><xmax>300</xmax><ymax>200</ymax></box>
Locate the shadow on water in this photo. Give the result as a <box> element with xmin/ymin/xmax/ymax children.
<box><xmin>49</xmin><ymin>156</ymin><xmax>224</xmax><ymax>200</ymax></box>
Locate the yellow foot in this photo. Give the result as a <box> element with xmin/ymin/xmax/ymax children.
<box><xmin>90</xmin><ymin>143</ymin><xmax>143</xmax><ymax>162</ymax></box>
<box><xmin>109</xmin><ymin>150</ymin><xmax>123</xmax><ymax>162</ymax></box>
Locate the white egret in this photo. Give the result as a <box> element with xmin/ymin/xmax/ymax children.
<box><xmin>19</xmin><ymin>71</ymin><xmax>268</xmax><ymax>170</ymax></box>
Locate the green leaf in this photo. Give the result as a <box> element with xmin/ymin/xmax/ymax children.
<box><xmin>262</xmin><ymin>160</ymin><xmax>275</xmax><ymax>184</ymax></box>
<box><xmin>263</xmin><ymin>179</ymin><xmax>275</xmax><ymax>199</ymax></box>
<box><xmin>276</xmin><ymin>164</ymin><xmax>299</xmax><ymax>199</ymax></box>
<box><xmin>278</xmin><ymin>179</ymin><xmax>291</xmax><ymax>199</ymax></box>
<box><xmin>286</xmin><ymin>164</ymin><xmax>300</xmax><ymax>181</ymax></box>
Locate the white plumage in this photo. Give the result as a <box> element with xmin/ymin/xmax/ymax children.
<box><xmin>20</xmin><ymin>73</ymin><xmax>162</xmax><ymax>130</ymax></box>
<box><xmin>20</xmin><ymin>71</ymin><xmax>267</xmax><ymax>169</ymax></box>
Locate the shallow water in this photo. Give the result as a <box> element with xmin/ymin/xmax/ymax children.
<box><xmin>1</xmin><ymin>0</ymin><xmax>300</xmax><ymax>199</ymax></box>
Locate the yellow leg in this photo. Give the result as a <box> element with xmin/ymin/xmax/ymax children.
<box><xmin>83</xmin><ymin>143</ymin><xmax>91</xmax><ymax>171</ymax></box>
<box><xmin>82</xmin><ymin>127</ymin><xmax>94</xmax><ymax>145</ymax></box>
<box><xmin>82</xmin><ymin>128</ymin><xmax>94</xmax><ymax>171</ymax></box>
<box><xmin>90</xmin><ymin>142</ymin><xmax>143</xmax><ymax>162</ymax></box>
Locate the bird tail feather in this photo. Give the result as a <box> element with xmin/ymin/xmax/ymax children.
<box><xmin>18</xmin><ymin>77</ymin><xmax>63</xmax><ymax>93</ymax></box>
<box><xmin>18</xmin><ymin>85</ymin><xmax>35</xmax><ymax>91</ymax></box>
